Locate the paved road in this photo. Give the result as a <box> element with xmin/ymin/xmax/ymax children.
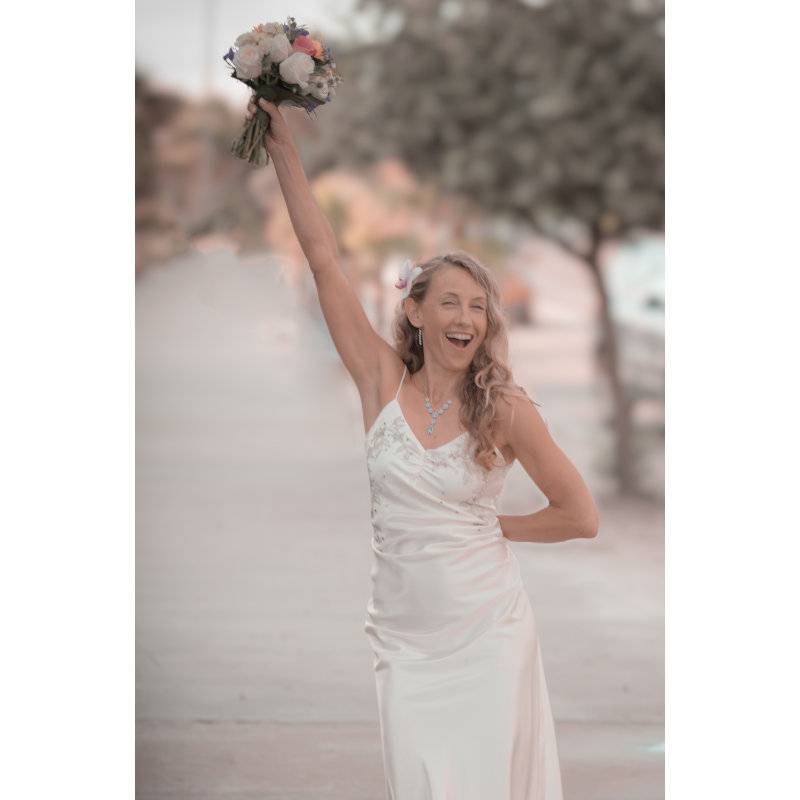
<box><xmin>136</xmin><ymin>248</ymin><xmax>663</xmax><ymax>799</ymax></box>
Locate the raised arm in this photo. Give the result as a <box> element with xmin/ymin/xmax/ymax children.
<box><xmin>249</xmin><ymin>97</ymin><xmax>393</xmax><ymax>392</ymax></box>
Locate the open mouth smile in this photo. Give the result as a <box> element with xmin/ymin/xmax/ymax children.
<box><xmin>444</xmin><ymin>332</ymin><xmax>474</xmax><ymax>349</ymax></box>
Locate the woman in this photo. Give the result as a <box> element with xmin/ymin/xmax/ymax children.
<box><xmin>246</xmin><ymin>97</ymin><xmax>599</xmax><ymax>799</ymax></box>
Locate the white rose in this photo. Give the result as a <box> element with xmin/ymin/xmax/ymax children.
<box><xmin>267</xmin><ymin>33</ymin><xmax>291</xmax><ymax>63</ymax></box>
<box><xmin>252</xmin><ymin>33</ymin><xmax>269</xmax><ymax>52</ymax></box>
<box><xmin>262</xmin><ymin>22</ymin><xmax>284</xmax><ymax>36</ymax></box>
<box><xmin>308</xmin><ymin>77</ymin><xmax>330</xmax><ymax>101</ymax></box>
<box><xmin>279</xmin><ymin>52</ymin><xmax>315</xmax><ymax>87</ymax></box>
<box><xmin>233</xmin><ymin>43</ymin><xmax>264</xmax><ymax>80</ymax></box>
<box><xmin>235</xmin><ymin>32</ymin><xmax>259</xmax><ymax>48</ymax></box>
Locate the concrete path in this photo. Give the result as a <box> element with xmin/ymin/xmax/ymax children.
<box><xmin>136</xmin><ymin>248</ymin><xmax>663</xmax><ymax>799</ymax></box>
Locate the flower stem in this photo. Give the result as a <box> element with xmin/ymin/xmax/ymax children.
<box><xmin>231</xmin><ymin>106</ymin><xmax>272</xmax><ymax>166</ymax></box>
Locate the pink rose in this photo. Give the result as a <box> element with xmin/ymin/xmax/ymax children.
<box><xmin>292</xmin><ymin>35</ymin><xmax>323</xmax><ymax>59</ymax></box>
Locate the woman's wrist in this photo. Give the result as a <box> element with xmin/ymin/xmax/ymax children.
<box><xmin>266</xmin><ymin>134</ymin><xmax>297</xmax><ymax>159</ymax></box>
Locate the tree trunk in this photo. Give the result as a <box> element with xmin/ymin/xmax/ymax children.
<box><xmin>585</xmin><ymin>233</ymin><xmax>638</xmax><ymax>495</ymax></box>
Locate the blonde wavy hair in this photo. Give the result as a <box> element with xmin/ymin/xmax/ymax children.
<box><xmin>391</xmin><ymin>251</ymin><xmax>540</xmax><ymax>471</ymax></box>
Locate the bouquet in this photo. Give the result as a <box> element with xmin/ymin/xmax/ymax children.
<box><xmin>223</xmin><ymin>16</ymin><xmax>342</xmax><ymax>166</ymax></box>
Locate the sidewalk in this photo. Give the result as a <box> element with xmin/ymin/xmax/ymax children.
<box><xmin>136</xmin><ymin>248</ymin><xmax>663</xmax><ymax>799</ymax></box>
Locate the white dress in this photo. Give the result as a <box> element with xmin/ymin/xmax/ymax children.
<box><xmin>364</xmin><ymin>364</ymin><xmax>563</xmax><ymax>799</ymax></box>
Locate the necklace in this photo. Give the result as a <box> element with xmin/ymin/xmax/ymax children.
<box><xmin>420</xmin><ymin>374</ymin><xmax>453</xmax><ymax>436</ymax></box>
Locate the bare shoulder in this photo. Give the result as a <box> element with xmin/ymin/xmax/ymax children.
<box><xmin>359</xmin><ymin>337</ymin><xmax>406</xmax><ymax>433</ymax></box>
<box><xmin>494</xmin><ymin>389</ymin><xmax>546</xmax><ymax>451</ymax></box>
<box><xmin>378</xmin><ymin>340</ymin><xmax>406</xmax><ymax>387</ymax></box>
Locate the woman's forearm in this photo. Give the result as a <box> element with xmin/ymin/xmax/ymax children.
<box><xmin>269</xmin><ymin>141</ymin><xmax>338</xmax><ymax>260</ymax></box>
<box><xmin>499</xmin><ymin>504</ymin><xmax>597</xmax><ymax>543</ymax></box>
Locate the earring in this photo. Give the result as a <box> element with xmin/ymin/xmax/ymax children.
<box><xmin>417</xmin><ymin>327</ymin><xmax>423</xmax><ymax>347</ymax></box>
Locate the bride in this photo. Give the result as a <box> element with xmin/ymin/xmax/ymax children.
<box><xmin>246</xmin><ymin>96</ymin><xmax>599</xmax><ymax>799</ymax></box>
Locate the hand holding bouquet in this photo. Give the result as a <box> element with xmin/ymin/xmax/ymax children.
<box><xmin>244</xmin><ymin>97</ymin><xmax>294</xmax><ymax>156</ymax></box>
<box><xmin>224</xmin><ymin>16</ymin><xmax>342</xmax><ymax>166</ymax></box>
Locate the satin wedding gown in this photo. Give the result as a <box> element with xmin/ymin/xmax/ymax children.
<box><xmin>364</xmin><ymin>364</ymin><xmax>563</xmax><ymax>799</ymax></box>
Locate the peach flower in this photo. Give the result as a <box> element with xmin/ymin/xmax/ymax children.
<box><xmin>292</xmin><ymin>35</ymin><xmax>324</xmax><ymax>60</ymax></box>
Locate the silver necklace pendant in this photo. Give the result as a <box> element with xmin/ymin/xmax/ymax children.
<box><xmin>424</xmin><ymin>396</ymin><xmax>452</xmax><ymax>436</ymax></box>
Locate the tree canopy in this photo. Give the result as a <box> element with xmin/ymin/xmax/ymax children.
<box><xmin>330</xmin><ymin>0</ymin><xmax>664</xmax><ymax>253</ymax></box>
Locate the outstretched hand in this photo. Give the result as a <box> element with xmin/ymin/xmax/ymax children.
<box><xmin>246</xmin><ymin>96</ymin><xmax>294</xmax><ymax>154</ymax></box>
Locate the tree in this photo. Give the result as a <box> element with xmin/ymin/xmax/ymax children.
<box><xmin>326</xmin><ymin>0</ymin><xmax>664</xmax><ymax>494</ymax></box>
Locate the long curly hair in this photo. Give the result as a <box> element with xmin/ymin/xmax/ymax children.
<box><xmin>391</xmin><ymin>251</ymin><xmax>540</xmax><ymax>471</ymax></box>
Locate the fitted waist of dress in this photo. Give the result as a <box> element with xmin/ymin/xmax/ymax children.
<box><xmin>371</xmin><ymin>506</ymin><xmax>501</xmax><ymax>547</ymax></box>
<box><xmin>366</xmin><ymin>531</ymin><xmax>523</xmax><ymax>635</ymax></box>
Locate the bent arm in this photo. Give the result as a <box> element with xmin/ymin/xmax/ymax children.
<box><xmin>498</xmin><ymin>396</ymin><xmax>599</xmax><ymax>543</ymax></box>
<box><xmin>499</xmin><ymin>503</ymin><xmax>596</xmax><ymax>544</ymax></box>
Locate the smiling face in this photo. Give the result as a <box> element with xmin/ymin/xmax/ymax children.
<box><xmin>406</xmin><ymin>265</ymin><xmax>489</xmax><ymax>366</ymax></box>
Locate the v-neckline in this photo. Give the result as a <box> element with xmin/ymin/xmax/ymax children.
<box><xmin>393</xmin><ymin>398</ymin><xmax>468</xmax><ymax>454</ymax></box>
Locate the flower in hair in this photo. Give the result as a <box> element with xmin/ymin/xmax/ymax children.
<box><xmin>394</xmin><ymin>259</ymin><xmax>423</xmax><ymax>299</ymax></box>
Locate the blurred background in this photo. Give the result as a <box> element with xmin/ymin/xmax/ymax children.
<box><xmin>136</xmin><ymin>1</ymin><xmax>664</xmax><ymax>798</ymax></box>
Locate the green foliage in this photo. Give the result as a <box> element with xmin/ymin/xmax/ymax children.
<box><xmin>334</xmin><ymin>0</ymin><xmax>664</xmax><ymax>250</ymax></box>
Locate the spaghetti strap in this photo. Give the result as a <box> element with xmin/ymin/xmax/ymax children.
<box><xmin>394</xmin><ymin>364</ymin><xmax>408</xmax><ymax>400</ymax></box>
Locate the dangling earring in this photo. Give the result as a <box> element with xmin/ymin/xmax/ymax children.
<box><xmin>417</xmin><ymin>327</ymin><xmax>423</xmax><ymax>348</ymax></box>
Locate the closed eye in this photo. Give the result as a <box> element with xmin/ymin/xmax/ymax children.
<box><xmin>443</xmin><ymin>300</ymin><xmax>485</xmax><ymax>309</ymax></box>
